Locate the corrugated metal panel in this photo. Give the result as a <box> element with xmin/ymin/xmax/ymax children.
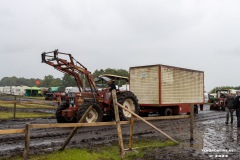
<box><xmin>161</xmin><ymin>66</ymin><xmax>204</xmax><ymax>104</ymax></box>
<box><xmin>130</xmin><ymin>66</ymin><xmax>159</xmax><ymax>104</ymax></box>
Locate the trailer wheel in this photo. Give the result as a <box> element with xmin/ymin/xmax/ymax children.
<box><xmin>117</xmin><ymin>91</ymin><xmax>139</xmax><ymax>121</ymax></box>
<box><xmin>139</xmin><ymin>112</ymin><xmax>149</xmax><ymax>117</ymax></box>
<box><xmin>210</xmin><ymin>105</ymin><xmax>213</xmax><ymax>110</ymax></box>
<box><xmin>77</xmin><ymin>102</ymin><xmax>103</xmax><ymax>123</ymax></box>
<box><xmin>194</xmin><ymin>105</ymin><xmax>198</xmax><ymax>114</ymax></box>
<box><xmin>56</xmin><ymin>102</ymin><xmax>73</xmax><ymax>123</ymax></box>
<box><xmin>164</xmin><ymin>108</ymin><xmax>172</xmax><ymax>116</ymax></box>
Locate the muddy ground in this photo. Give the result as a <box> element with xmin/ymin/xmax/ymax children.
<box><xmin>0</xmin><ymin>98</ymin><xmax>240</xmax><ymax>159</ymax></box>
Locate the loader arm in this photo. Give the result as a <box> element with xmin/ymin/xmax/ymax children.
<box><xmin>41</xmin><ymin>50</ymin><xmax>98</xmax><ymax>97</ymax></box>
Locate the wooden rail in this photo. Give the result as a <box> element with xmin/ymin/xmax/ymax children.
<box><xmin>0</xmin><ymin>129</ymin><xmax>25</xmax><ymax>134</ymax></box>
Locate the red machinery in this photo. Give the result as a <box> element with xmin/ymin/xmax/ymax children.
<box><xmin>210</xmin><ymin>90</ymin><xmax>229</xmax><ymax>111</ymax></box>
<box><xmin>41</xmin><ymin>50</ymin><xmax>139</xmax><ymax>123</ymax></box>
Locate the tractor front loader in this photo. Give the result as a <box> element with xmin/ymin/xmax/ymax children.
<box><xmin>41</xmin><ymin>50</ymin><xmax>139</xmax><ymax>123</ymax></box>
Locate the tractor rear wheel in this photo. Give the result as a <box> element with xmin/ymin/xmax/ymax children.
<box><xmin>77</xmin><ymin>102</ymin><xmax>103</xmax><ymax>123</ymax></box>
<box><xmin>117</xmin><ymin>91</ymin><xmax>139</xmax><ymax>121</ymax></box>
<box><xmin>56</xmin><ymin>102</ymin><xmax>77</xmax><ymax>123</ymax></box>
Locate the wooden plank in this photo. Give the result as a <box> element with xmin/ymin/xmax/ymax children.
<box><xmin>59</xmin><ymin>106</ymin><xmax>93</xmax><ymax>151</ymax></box>
<box><xmin>143</xmin><ymin>115</ymin><xmax>190</xmax><ymax>121</ymax></box>
<box><xmin>129</xmin><ymin>116</ymin><xmax>134</xmax><ymax>150</ymax></box>
<box><xmin>0</xmin><ymin>101</ymin><xmax>17</xmax><ymax>104</ymax></box>
<box><xmin>112</xmin><ymin>90</ymin><xmax>125</xmax><ymax>159</ymax></box>
<box><xmin>19</xmin><ymin>101</ymin><xmax>50</xmax><ymax>105</ymax></box>
<box><xmin>0</xmin><ymin>129</ymin><xmax>25</xmax><ymax>134</ymax></box>
<box><xmin>13</xmin><ymin>96</ymin><xmax>16</xmax><ymax>118</ymax></box>
<box><xmin>29</xmin><ymin>121</ymin><xmax>130</xmax><ymax>129</ymax></box>
<box><xmin>28</xmin><ymin>115</ymin><xmax>188</xmax><ymax>129</ymax></box>
<box><xmin>116</xmin><ymin>102</ymin><xmax>179</xmax><ymax>144</ymax></box>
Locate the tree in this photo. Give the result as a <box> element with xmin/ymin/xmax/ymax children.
<box><xmin>93</xmin><ymin>68</ymin><xmax>129</xmax><ymax>78</ymax></box>
<box><xmin>210</xmin><ymin>86</ymin><xmax>235</xmax><ymax>93</ymax></box>
<box><xmin>62</xmin><ymin>74</ymin><xmax>77</xmax><ymax>87</ymax></box>
<box><xmin>92</xmin><ymin>68</ymin><xmax>129</xmax><ymax>86</ymax></box>
<box><xmin>41</xmin><ymin>75</ymin><xmax>55</xmax><ymax>87</ymax></box>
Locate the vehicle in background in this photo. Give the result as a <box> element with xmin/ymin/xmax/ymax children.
<box><xmin>0</xmin><ymin>87</ymin><xmax>3</xmax><ymax>94</ymax></box>
<box><xmin>45</xmin><ymin>86</ymin><xmax>65</xmax><ymax>100</ymax></box>
<box><xmin>3</xmin><ymin>86</ymin><xmax>11</xmax><ymax>95</ymax></box>
<box><xmin>208</xmin><ymin>94</ymin><xmax>215</xmax><ymax>103</ymax></box>
<box><xmin>210</xmin><ymin>89</ymin><xmax>229</xmax><ymax>111</ymax></box>
<box><xmin>11</xmin><ymin>86</ymin><xmax>28</xmax><ymax>96</ymax></box>
<box><xmin>204</xmin><ymin>92</ymin><xmax>209</xmax><ymax>103</ymax></box>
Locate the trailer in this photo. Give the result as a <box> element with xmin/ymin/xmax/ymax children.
<box><xmin>11</xmin><ymin>86</ymin><xmax>28</xmax><ymax>96</ymax></box>
<box><xmin>129</xmin><ymin>65</ymin><xmax>204</xmax><ymax>116</ymax></box>
<box><xmin>0</xmin><ymin>87</ymin><xmax>4</xmax><ymax>94</ymax></box>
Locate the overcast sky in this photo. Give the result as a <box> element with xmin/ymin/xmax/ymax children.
<box><xmin>0</xmin><ymin>0</ymin><xmax>240</xmax><ymax>92</ymax></box>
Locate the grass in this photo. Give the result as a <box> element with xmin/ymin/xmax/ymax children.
<box><xmin>0</xmin><ymin>101</ymin><xmax>56</xmax><ymax>109</ymax></box>
<box><xmin>0</xmin><ymin>111</ymin><xmax>54</xmax><ymax>119</ymax></box>
<box><xmin>2</xmin><ymin>140</ymin><xmax>176</xmax><ymax>160</ymax></box>
<box><xmin>24</xmin><ymin>96</ymin><xmax>46</xmax><ymax>100</ymax></box>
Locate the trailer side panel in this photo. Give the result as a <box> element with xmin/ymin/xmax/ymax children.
<box><xmin>161</xmin><ymin>66</ymin><xmax>204</xmax><ymax>104</ymax></box>
<box><xmin>130</xmin><ymin>66</ymin><xmax>159</xmax><ymax>104</ymax></box>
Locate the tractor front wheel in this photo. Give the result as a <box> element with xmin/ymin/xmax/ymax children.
<box><xmin>117</xmin><ymin>91</ymin><xmax>139</xmax><ymax>121</ymax></box>
<box><xmin>56</xmin><ymin>102</ymin><xmax>77</xmax><ymax>123</ymax></box>
<box><xmin>77</xmin><ymin>102</ymin><xmax>103</xmax><ymax>123</ymax></box>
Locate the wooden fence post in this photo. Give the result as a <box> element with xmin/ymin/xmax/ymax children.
<box><xmin>59</xmin><ymin>106</ymin><xmax>93</xmax><ymax>151</ymax></box>
<box><xmin>129</xmin><ymin>116</ymin><xmax>134</xmax><ymax>150</ymax></box>
<box><xmin>19</xmin><ymin>93</ymin><xmax>21</xmax><ymax>103</ymax></box>
<box><xmin>116</xmin><ymin>101</ymin><xmax>179</xmax><ymax>144</ymax></box>
<box><xmin>112</xmin><ymin>90</ymin><xmax>125</xmax><ymax>159</ymax></box>
<box><xmin>190</xmin><ymin>104</ymin><xmax>194</xmax><ymax>141</ymax></box>
<box><xmin>23</xmin><ymin>124</ymin><xmax>30</xmax><ymax>160</ymax></box>
<box><xmin>13</xmin><ymin>96</ymin><xmax>16</xmax><ymax>118</ymax></box>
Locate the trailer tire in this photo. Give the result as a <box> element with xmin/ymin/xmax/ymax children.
<box><xmin>194</xmin><ymin>105</ymin><xmax>198</xmax><ymax>114</ymax></box>
<box><xmin>117</xmin><ymin>91</ymin><xmax>139</xmax><ymax>121</ymax></box>
<box><xmin>77</xmin><ymin>101</ymin><xmax>103</xmax><ymax>123</ymax></box>
<box><xmin>56</xmin><ymin>102</ymin><xmax>76</xmax><ymax>123</ymax></box>
<box><xmin>164</xmin><ymin>108</ymin><xmax>172</xmax><ymax>116</ymax></box>
<box><xmin>139</xmin><ymin>112</ymin><xmax>149</xmax><ymax>117</ymax></box>
<box><xmin>210</xmin><ymin>105</ymin><xmax>213</xmax><ymax>110</ymax></box>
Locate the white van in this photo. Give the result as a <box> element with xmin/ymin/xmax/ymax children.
<box><xmin>204</xmin><ymin>92</ymin><xmax>209</xmax><ymax>103</ymax></box>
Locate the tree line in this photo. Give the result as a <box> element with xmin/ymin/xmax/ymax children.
<box><xmin>1</xmin><ymin>68</ymin><xmax>238</xmax><ymax>92</ymax></box>
<box><xmin>0</xmin><ymin>68</ymin><xmax>129</xmax><ymax>88</ymax></box>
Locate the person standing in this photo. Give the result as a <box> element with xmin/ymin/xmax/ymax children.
<box><xmin>234</xmin><ymin>91</ymin><xmax>240</xmax><ymax>127</ymax></box>
<box><xmin>225</xmin><ymin>93</ymin><xmax>235</xmax><ymax>124</ymax></box>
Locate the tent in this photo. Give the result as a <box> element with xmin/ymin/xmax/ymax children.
<box><xmin>25</xmin><ymin>87</ymin><xmax>41</xmax><ymax>97</ymax></box>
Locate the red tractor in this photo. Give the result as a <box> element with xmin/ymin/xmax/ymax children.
<box><xmin>210</xmin><ymin>90</ymin><xmax>229</xmax><ymax>111</ymax></box>
<box><xmin>41</xmin><ymin>50</ymin><xmax>139</xmax><ymax>123</ymax></box>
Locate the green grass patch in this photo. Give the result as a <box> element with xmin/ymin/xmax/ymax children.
<box><xmin>0</xmin><ymin>101</ymin><xmax>56</xmax><ymax>109</ymax></box>
<box><xmin>24</xmin><ymin>96</ymin><xmax>45</xmax><ymax>100</ymax></box>
<box><xmin>2</xmin><ymin>139</ymin><xmax>177</xmax><ymax>160</ymax></box>
<box><xmin>0</xmin><ymin>111</ymin><xmax>54</xmax><ymax>119</ymax></box>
